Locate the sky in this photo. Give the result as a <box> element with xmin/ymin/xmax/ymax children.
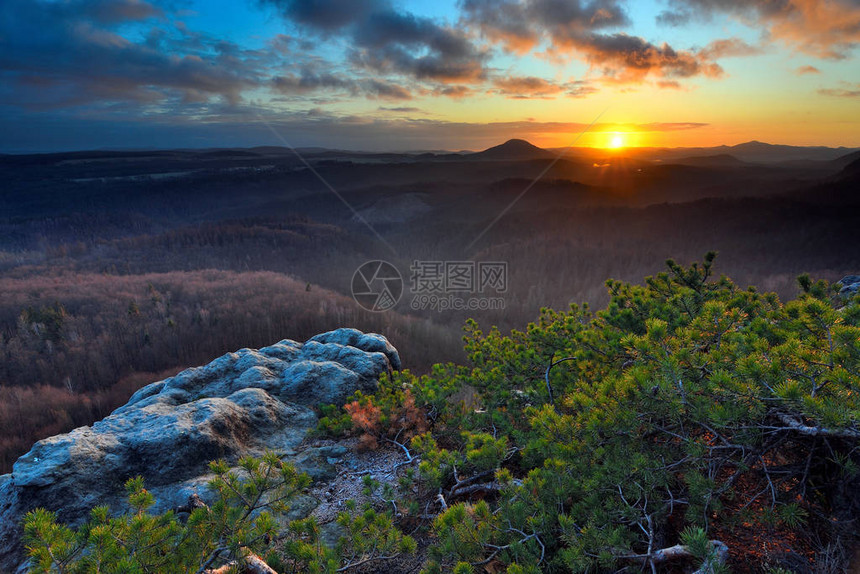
<box><xmin>0</xmin><ymin>0</ymin><xmax>859</xmax><ymax>152</ymax></box>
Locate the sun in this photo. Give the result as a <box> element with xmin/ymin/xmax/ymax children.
<box><xmin>609</xmin><ymin>133</ymin><xmax>625</xmax><ymax>149</ymax></box>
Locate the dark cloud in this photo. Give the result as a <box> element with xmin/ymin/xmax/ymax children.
<box><xmin>349</xmin><ymin>43</ymin><xmax>486</xmax><ymax>83</ymax></box>
<box><xmin>272</xmin><ymin>71</ymin><xmax>354</xmax><ymax>94</ymax></box>
<box><xmin>267</xmin><ymin>34</ymin><xmax>318</xmax><ymax>54</ymax></box>
<box><xmin>656</xmin><ymin>10</ymin><xmax>692</xmax><ymax>26</ymax></box>
<box><xmin>460</xmin><ymin>0</ymin><xmax>629</xmax><ymax>52</ymax></box>
<box><xmin>0</xmin><ymin>0</ymin><xmax>266</xmax><ymax>108</ymax></box>
<box><xmin>352</xmin><ymin>10</ymin><xmax>487</xmax><ymax>83</ymax></box>
<box><xmin>657</xmin><ymin>0</ymin><xmax>796</xmax><ymax>27</ymax></box>
<box><xmin>268</xmin><ymin>0</ymin><xmax>385</xmax><ymax>31</ymax></box>
<box><xmin>429</xmin><ymin>85</ymin><xmax>474</xmax><ymax>98</ymax></box>
<box><xmin>362</xmin><ymin>79</ymin><xmax>413</xmax><ymax>99</ymax></box>
<box><xmin>1</xmin><ymin>0</ymin><xmax>450</xmax><ymax>115</ymax></box>
<box><xmin>458</xmin><ymin>0</ymin><xmax>541</xmax><ymax>52</ymax></box>
<box><xmin>79</xmin><ymin>0</ymin><xmax>163</xmax><ymax>23</ymax></box>
<box><xmin>579</xmin><ymin>33</ymin><xmax>723</xmax><ymax>81</ymax></box>
<box><xmin>523</xmin><ymin>0</ymin><xmax>631</xmax><ymax>45</ymax></box>
<box><xmin>353</xmin><ymin>10</ymin><xmax>486</xmax><ymax>82</ymax></box>
<box><xmin>657</xmin><ymin>0</ymin><xmax>860</xmax><ymax>59</ymax></box>
<box><xmin>459</xmin><ymin>0</ymin><xmax>721</xmax><ymax>84</ymax></box>
<box><xmin>265</xmin><ymin>0</ymin><xmax>488</xmax><ymax>84</ymax></box>
<box><xmin>566</xmin><ymin>80</ymin><xmax>599</xmax><ymax>97</ymax></box>
<box><xmin>272</xmin><ymin>71</ymin><xmax>412</xmax><ymax>100</ymax></box>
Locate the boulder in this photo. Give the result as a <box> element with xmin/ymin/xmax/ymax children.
<box><xmin>0</xmin><ymin>328</ymin><xmax>399</xmax><ymax>573</ymax></box>
<box><xmin>838</xmin><ymin>275</ymin><xmax>860</xmax><ymax>297</ymax></box>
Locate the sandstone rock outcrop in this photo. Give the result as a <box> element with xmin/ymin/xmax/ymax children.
<box><xmin>839</xmin><ymin>275</ymin><xmax>860</xmax><ymax>298</ymax></box>
<box><xmin>0</xmin><ymin>328</ymin><xmax>399</xmax><ymax>573</ymax></box>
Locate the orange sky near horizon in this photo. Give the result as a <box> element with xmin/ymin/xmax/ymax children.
<box><xmin>391</xmin><ymin>78</ymin><xmax>860</xmax><ymax>150</ymax></box>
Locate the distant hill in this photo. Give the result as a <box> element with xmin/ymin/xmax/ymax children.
<box><xmin>248</xmin><ymin>146</ymin><xmax>339</xmax><ymax>156</ymax></box>
<box><xmin>670</xmin><ymin>154</ymin><xmax>747</xmax><ymax>167</ymax></box>
<box><xmin>612</xmin><ymin>141</ymin><xmax>860</xmax><ymax>165</ymax></box>
<box><xmin>776</xmin><ymin>151</ymin><xmax>860</xmax><ymax>206</ymax></box>
<box><xmin>833</xmin><ymin>150</ymin><xmax>860</xmax><ymax>169</ymax></box>
<box><xmin>770</xmin><ymin>150</ymin><xmax>860</xmax><ymax>171</ymax></box>
<box><xmin>248</xmin><ymin>146</ymin><xmax>293</xmax><ymax>155</ymax></box>
<box><xmin>841</xmin><ymin>155</ymin><xmax>860</xmax><ymax>177</ymax></box>
<box><xmin>198</xmin><ymin>149</ymin><xmax>262</xmax><ymax>158</ymax></box>
<box><xmin>471</xmin><ymin>139</ymin><xmax>554</xmax><ymax>161</ymax></box>
<box><xmin>726</xmin><ymin>141</ymin><xmax>854</xmax><ymax>163</ymax></box>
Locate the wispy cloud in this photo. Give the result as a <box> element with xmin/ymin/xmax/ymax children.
<box><xmin>795</xmin><ymin>65</ymin><xmax>821</xmax><ymax>75</ymax></box>
<box><xmin>818</xmin><ymin>83</ymin><xmax>860</xmax><ymax>97</ymax></box>
<box><xmin>491</xmin><ymin>76</ymin><xmax>565</xmax><ymax>99</ymax></box>
<box><xmin>637</xmin><ymin>122</ymin><xmax>709</xmax><ymax>131</ymax></box>
<box><xmin>377</xmin><ymin>106</ymin><xmax>425</xmax><ymax>113</ymax></box>
<box><xmin>699</xmin><ymin>38</ymin><xmax>764</xmax><ymax>59</ymax></box>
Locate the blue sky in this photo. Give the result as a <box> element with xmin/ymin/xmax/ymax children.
<box><xmin>0</xmin><ymin>0</ymin><xmax>858</xmax><ymax>152</ymax></box>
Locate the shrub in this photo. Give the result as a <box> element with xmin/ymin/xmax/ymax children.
<box><xmin>407</xmin><ymin>255</ymin><xmax>859</xmax><ymax>572</ymax></box>
<box><xmin>24</xmin><ymin>452</ymin><xmax>415</xmax><ymax>574</ymax></box>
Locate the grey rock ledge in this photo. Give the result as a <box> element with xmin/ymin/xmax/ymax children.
<box><xmin>0</xmin><ymin>328</ymin><xmax>399</xmax><ymax>573</ymax></box>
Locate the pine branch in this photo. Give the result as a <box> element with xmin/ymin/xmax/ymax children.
<box><xmin>204</xmin><ymin>553</ymin><xmax>277</xmax><ymax>574</ymax></box>
<box><xmin>336</xmin><ymin>553</ymin><xmax>401</xmax><ymax>572</ymax></box>
<box><xmin>618</xmin><ymin>540</ymin><xmax>729</xmax><ymax>573</ymax></box>
<box><xmin>776</xmin><ymin>412</ymin><xmax>860</xmax><ymax>439</ymax></box>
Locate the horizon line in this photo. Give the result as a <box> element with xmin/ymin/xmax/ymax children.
<box><xmin>3</xmin><ymin>138</ymin><xmax>860</xmax><ymax>157</ymax></box>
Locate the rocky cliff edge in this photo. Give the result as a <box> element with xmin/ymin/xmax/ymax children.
<box><xmin>0</xmin><ymin>328</ymin><xmax>400</xmax><ymax>573</ymax></box>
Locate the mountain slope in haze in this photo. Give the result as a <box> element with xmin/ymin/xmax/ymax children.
<box><xmin>669</xmin><ymin>154</ymin><xmax>747</xmax><ymax>167</ymax></box>
<box><xmin>679</xmin><ymin>141</ymin><xmax>858</xmax><ymax>164</ymax></box>
<box><xmin>728</xmin><ymin>141</ymin><xmax>842</xmax><ymax>163</ymax></box>
<box><xmin>835</xmin><ymin>156</ymin><xmax>860</xmax><ymax>184</ymax></box>
<box><xmin>568</xmin><ymin>141</ymin><xmax>860</xmax><ymax>165</ymax></box>
<box><xmin>833</xmin><ymin>150</ymin><xmax>860</xmax><ymax>169</ymax></box>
